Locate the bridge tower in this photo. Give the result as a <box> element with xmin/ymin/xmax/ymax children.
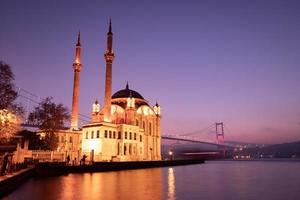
<box><xmin>215</xmin><ymin>122</ymin><xmax>224</xmax><ymax>144</ymax></box>
<box><xmin>216</xmin><ymin>122</ymin><xmax>226</xmax><ymax>157</ymax></box>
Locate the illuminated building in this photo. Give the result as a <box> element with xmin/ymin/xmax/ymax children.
<box><xmin>54</xmin><ymin>20</ymin><xmax>161</xmax><ymax>161</ymax></box>
<box><xmin>81</xmin><ymin>20</ymin><xmax>162</xmax><ymax>161</ymax></box>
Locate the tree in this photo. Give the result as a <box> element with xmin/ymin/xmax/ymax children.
<box><xmin>0</xmin><ymin>61</ymin><xmax>18</xmax><ymax>110</ymax></box>
<box><xmin>0</xmin><ymin>61</ymin><xmax>23</xmax><ymax>143</ymax></box>
<box><xmin>28</xmin><ymin>97</ymin><xmax>70</xmax><ymax>150</ymax></box>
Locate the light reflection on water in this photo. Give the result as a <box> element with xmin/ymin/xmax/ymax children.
<box><xmin>4</xmin><ymin>161</ymin><xmax>300</xmax><ymax>200</ymax></box>
<box><xmin>4</xmin><ymin>168</ymin><xmax>163</xmax><ymax>200</ymax></box>
<box><xmin>167</xmin><ymin>168</ymin><xmax>175</xmax><ymax>200</ymax></box>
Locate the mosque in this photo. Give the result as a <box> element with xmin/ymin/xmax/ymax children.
<box><xmin>56</xmin><ymin>20</ymin><xmax>162</xmax><ymax>162</ymax></box>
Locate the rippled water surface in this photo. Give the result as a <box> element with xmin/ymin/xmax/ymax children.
<box><xmin>4</xmin><ymin>161</ymin><xmax>300</xmax><ymax>200</ymax></box>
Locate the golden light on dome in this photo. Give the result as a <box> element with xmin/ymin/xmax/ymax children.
<box><xmin>126</xmin><ymin>97</ymin><xmax>135</xmax><ymax>108</ymax></box>
<box><xmin>111</xmin><ymin>105</ymin><xmax>124</xmax><ymax>114</ymax></box>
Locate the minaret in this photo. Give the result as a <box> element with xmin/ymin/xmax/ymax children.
<box><xmin>154</xmin><ymin>101</ymin><xmax>162</xmax><ymax>160</ymax></box>
<box><xmin>103</xmin><ymin>19</ymin><xmax>115</xmax><ymax>122</ymax></box>
<box><xmin>71</xmin><ymin>31</ymin><xmax>83</xmax><ymax>130</ymax></box>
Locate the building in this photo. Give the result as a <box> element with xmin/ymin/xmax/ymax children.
<box><xmin>68</xmin><ymin>20</ymin><xmax>162</xmax><ymax>162</ymax></box>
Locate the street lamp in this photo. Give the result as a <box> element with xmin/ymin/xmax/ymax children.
<box><xmin>169</xmin><ymin>149</ymin><xmax>173</xmax><ymax>160</ymax></box>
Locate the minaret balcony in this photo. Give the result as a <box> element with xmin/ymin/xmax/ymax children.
<box><xmin>73</xmin><ymin>63</ymin><xmax>82</xmax><ymax>71</ymax></box>
<box><xmin>104</xmin><ymin>52</ymin><xmax>115</xmax><ymax>62</ymax></box>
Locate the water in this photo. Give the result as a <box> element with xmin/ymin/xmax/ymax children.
<box><xmin>4</xmin><ymin>161</ymin><xmax>300</xmax><ymax>200</ymax></box>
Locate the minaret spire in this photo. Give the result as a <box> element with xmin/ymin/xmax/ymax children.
<box><xmin>109</xmin><ymin>18</ymin><xmax>112</xmax><ymax>34</ymax></box>
<box><xmin>103</xmin><ymin>19</ymin><xmax>115</xmax><ymax>122</ymax></box>
<box><xmin>74</xmin><ymin>31</ymin><xmax>81</xmax><ymax>64</ymax></box>
<box><xmin>77</xmin><ymin>31</ymin><xmax>81</xmax><ymax>46</ymax></box>
<box><xmin>71</xmin><ymin>32</ymin><xmax>83</xmax><ymax>130</ymax></box>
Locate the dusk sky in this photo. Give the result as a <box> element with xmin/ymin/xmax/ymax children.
<box><xmin>1</xmin><ymin>0</ymin><xmax>300</xmax><ymax>144</ymax></box>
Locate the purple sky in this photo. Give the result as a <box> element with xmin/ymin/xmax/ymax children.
<box><xmin>1</xmin><ymin>0</ymin><xmax>300</xmax><ymax>144</ymax></box>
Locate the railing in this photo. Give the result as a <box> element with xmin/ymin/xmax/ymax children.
<box><xmin>31</xmin><ymin>151</ymin><xmax>65</xmax><ymax>162</ymax></box>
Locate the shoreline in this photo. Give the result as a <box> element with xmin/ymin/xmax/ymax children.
<box><xmin>35</xmin><ymin>159</ymin><xmax>205</xmax><ymax>176</ymax></box>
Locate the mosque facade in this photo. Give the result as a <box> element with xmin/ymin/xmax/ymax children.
<box><xmin>66</xmin><ymin>20</ymin><xmax>162</xmax><ymax>162</ymax></box>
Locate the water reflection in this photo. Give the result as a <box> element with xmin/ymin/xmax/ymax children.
<box><xmin>6</xmin><ymin>168</ymin><xmax>163</xmax><ymax>200</ymax></box>
<box><xmin>167</xmin><ymin>168</ymin><xmax>176</xmax><ymax>200</ymax></box>
<box><xmin>5</xmin><ymin>161</ymin><xmax>300</xmax><ymax>200</ymax></box>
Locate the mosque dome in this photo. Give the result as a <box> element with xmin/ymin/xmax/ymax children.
<box><xmin>112</xmin><ymin>83</ymin><xmax>144</xmax><ymax>99</ymax></box>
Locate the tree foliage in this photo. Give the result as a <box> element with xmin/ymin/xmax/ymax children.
<box><xmin>28</xmin><ymin>97</ymin><xmax>70</xmax><ymax>150</ymax></box>
<box><xmin>0</xmin><ymin>61</ymin><xmax>18</xmax><ymax>110</ymax></box>
<box><xmin>0</xmin><ymin>61</ymin><xmax>23</xmax><ymax>143</ymax></box>
<box><xmin>0</xmin><ymin>109</ymin><xmax>21</xmax><ymax>143</ymax></box>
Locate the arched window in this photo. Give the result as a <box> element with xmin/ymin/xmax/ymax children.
<box><xmin>149</xmin><ymin>123</ymin><xmax>152</xmax><ymax>135</ymax></box>
<box><xmin>129</xmin><ymin>132</ymin><xmax>132</xmax><ymax>140</ymax></box>
<box><xmin>125</xmin><ymin>132</ymin><xmax>128</xmax><ymax>139</ymax></box>
<box><xmin>86</xmin><ymin>132</ymin><xmax>88</xmax><ymax>139</ymax></box>
<box><xmin>91</xmin><ymin>131</ymin><xmax>94</xmax><ymax>139</ymax></box>
<box><xmin>143</xmin><ymin>121</ymin><xmax>145</xmax><ymax>129</ymax></box>
<box><xmin>97</xmin><ymin>130</ymin><xmax>100</xmax><ymax>138</ymax></box>
<box><xmin>129</xmin><ymin>144</ymin><xmax>132</xmax><ymax>155</ymax></box>
<box><xmin>136</xmin><ymin>119</ymin><xmax>139</xmax><ymax>126</ymax></box>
